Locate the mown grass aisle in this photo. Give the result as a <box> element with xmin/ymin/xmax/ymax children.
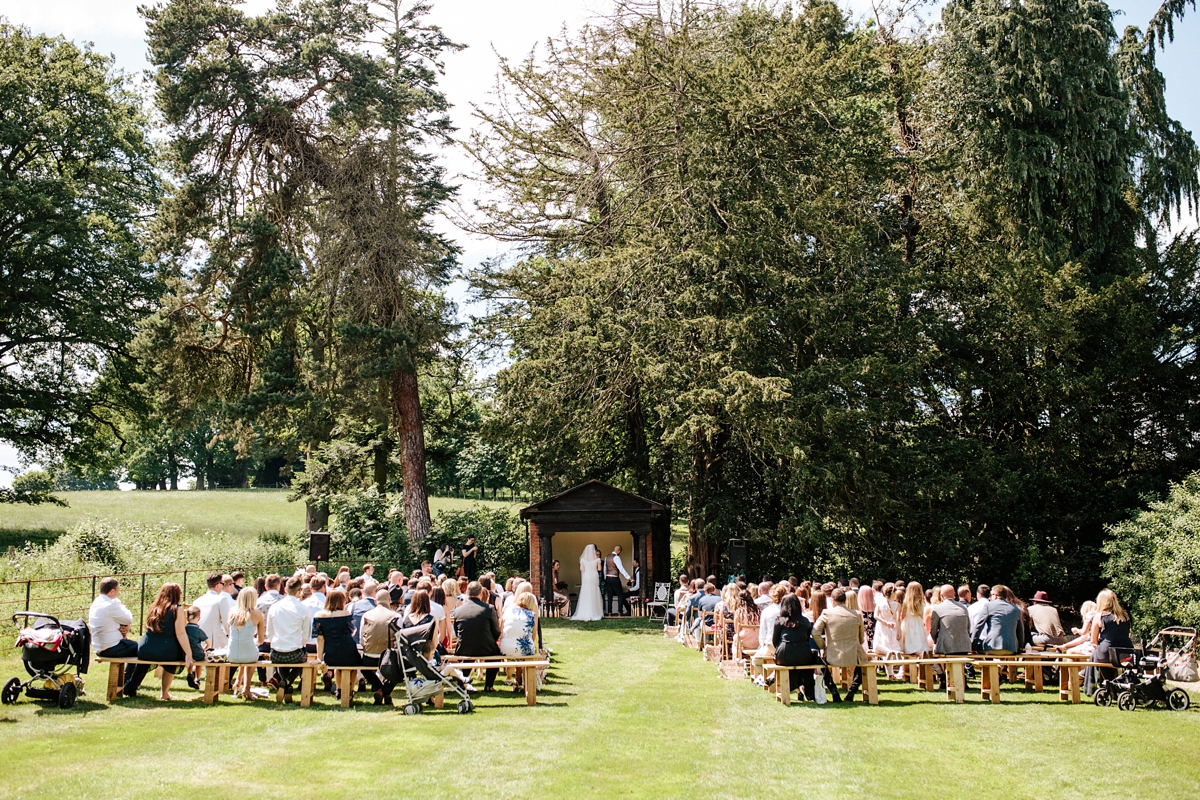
<box><xmin>0</xmin><ymin>618</ymin><xmax>1197</xmax><ymax>798</ymax></box>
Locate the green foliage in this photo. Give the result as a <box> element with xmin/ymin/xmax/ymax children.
<box><xmin>326</xmin><ymin>488</ymin><xmax>413</xmax><ymax>568</ymax></box>
<box><xmin>0</xmin><ymin>23</ymin><xmax>160</xmax><ymax>461</ymax></box>
<box><xmin>432</xmin><ymin>506</ymin><xmax>527</xmax><ymax>579</ymax></box>
<box><xmin>1103</xmin><ymin>473</ymin><xmax>1200</xmax><ymax>634</ymax></box>
<box><xmin>12</xmin><ymin>471</ymin><xmax>53</xmax><ymax>493</ymax></box>
<box><xmin>0</xmin><ymin>518</ymin><xmax>304</xmax><ymax>581</ymax></box>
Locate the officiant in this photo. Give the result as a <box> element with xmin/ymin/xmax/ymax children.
<box><xmin>604</xmin><ymin>546</ymin><xmax>631</xmax><ymax>616</ymax></box>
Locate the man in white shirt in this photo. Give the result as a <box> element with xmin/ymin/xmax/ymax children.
<box><xmin>192</xmin><ymin>573</ymin><xmax>236</xmax><ymax>649</ymax></box>
<box><xmin>266</xmin><ymin>576</ymin><xmax>313</xmax><ymax>694</ymax></box>
<box><xmin>302</xmin><ymin>576</ymin><xmax>328</xmax><ymax>648</ymax></box>
<box><xmin>968</xmin><ymin>584</ymin><xmax>991</xmax><ymax>640</ymax></box>
<box><xmin>88</xmin><ymin>577</ymin><xmax>137</xmax><ymax>658</ymax></box>
<box><xmin>754</xmin><ymin>581</ymin><xmax>774</xmax><ymax>609</ymax></box>
<box><xmin>360</xmin><ymin>563</ymin><xmax>374</xmax><ymax>583</ymax></box>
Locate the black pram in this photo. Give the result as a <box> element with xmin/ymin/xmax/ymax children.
<box><xmin>3</xmin><ymin>612</ymin><xmax>91</xmax><ymax>709</ymax></box>
<box><xmin>387</xmin><ymin>619</ymin><xmax>474</xmax><ymax>715</ymax></box>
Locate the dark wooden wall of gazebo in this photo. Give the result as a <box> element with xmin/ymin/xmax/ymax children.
<box><xmin>520</xmin><ymin>480</ymin><xmax>671</xmax><ymax>604</ymax></box>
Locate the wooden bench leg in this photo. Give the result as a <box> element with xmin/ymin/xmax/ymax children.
<box><xmin>432</xmin><ymin>691</ymin><xmax>444</xmax><ymax>709</ymax></box>
<box><xmin>339</xmin><ymin>670</ymin><xmax>352</xmax><ymax>708</ymax></box>
<box><xmin>107</xmin><ymin>663</ymin><xmax>123</xmax><ymax>702</ymax></box>
<box><xmin>1068</xmin><ymin>666</ymin><xmax>1081</xmax><ymax>704</ymax></box>
<box><xmin>951</xmin><ymin>662</ymin><xmax>965</xmax><ymax>704</ymax></box>
<box><xmin>204</xmin><ymin>665</ymin><xmax>219</xmax><ymax>704</ymax></box>
<box><xmin>524</xmin><ymin>665</ymin><xmax>537</xmax><ymax>706</ymax></box>
<box><xmin>987</xmin><ymin>665</ymin><xmax>1000</xmax><ymax>704</ymax></box>
<box><xmin>300</xmin><ymin>668</ymin><xmax>314</xmax><ymax>708</ymax></box>
<box><xmin>1033</xmin><ymin>664</ymin><xmax>1044</xmax><ymax>692</ymax></box>
<box><xmin>861</xmin><ymin>666</ymin><xmax>878</xmax><ymax>705</ymax></box>
<box><xmin>778</xmin><ymin>669</ymin><xmax>791</xmax><ymax>706</ymax></box>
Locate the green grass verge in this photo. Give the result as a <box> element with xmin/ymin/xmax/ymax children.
<box><xmin>0</xmin><ymin>490</ymin><xmax>519</xmax><ymax>549</ymax></box>
<box><xmin>0</xmin><ymin>618</ymin><xmax>1196</xmax><ymax>797</ymax></box>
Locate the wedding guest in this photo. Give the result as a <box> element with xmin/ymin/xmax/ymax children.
<box><xmin>858</xmin><ymin>583</ymin><xmax>877</xmax><ymax>648</ymax></box>
<box><xmin>971</xmin><ymin>584</ymin><xmax>1024</xmax><ymax>655</ymax></box>
<box><xmin>807</xmin><ymin>589</ymin><xmax>828</xmax><ymax>623</ymax></box>
<box><xmin>734</xmin><ymin>588</ymin><xmax>761</xmax><ymax>654</ymax></box>
<box><xmin>451</xmin><ymin>582</ymin><xmax>502</xmax><ymax>691</ymax></box>
<box><xmin>1027</xmin><ymin>591</ymin><xmax>1067</xmax><ymax>647</ymax></box>
<box><xmin>124</xmin><ymin>583</ymin><xmax>192</xmax><ymax>700</ymax></box>
<box><xmin>813</xmin><ymin>588</ymin><xmax>868</xmax><ymax>702</ymax></box>
<box><xmin>403</xmin><ymin>590</ymin><xmax>434</xmax><ymax>629</ymax></box>
<box><xmin>315</xmin><ymin>589</ymin><xmax>361</xmax><ymax>696</ymax></box>
<box><xmin>266</xmin><ymin>577</ymin><xmax>312</xmax><ymax>698</ymax></box>
<box><xmin>1059</xmin><ymin>600</ymin><xmax>1099</xmax><ymax>655</ymax></box>
<box><xmin>772</xmin><ymin>594</ymin><xmax>818</xmax><ymax>701</ymax></box>
<box><xmin>349</xmin><ymin>584</ymin><xmax>376</xmax><ymax>644</ymax></box>
<box><xmin>1091</xmin><ymin>589</ymin><xmax>1133</xmax><ymax>679</ymax></box>
<box><xmin>360</xmin><ymin>589</ymin><xmax>398</xmax><ymax>704</ymax></box>
<box><xmin>227</xmin><ymin>586</ymin><xmax>265</xmax><ymax>699</ymax></box>
<box><xmin>898</xmin><ymin>581</ymin><xmax>929</xmax><ymax>656</ymax></box>
<box><xmin>968</xmin><ymin>583</ymin><xmax>991</xmax><ymax>632</ymax></box>
<box><xmin>192</xmin><ymin>572</ymin><xmax>235</xmax><ymax>650</ymax></box>
<box><xmin>461</xmin><ymin>536</ymin><xmax>479</xmax><ymax>581</ymax></box>
<box><xmin>88</xmin><ymin>577</ymin><xmax>137</xmax><ymax>659</ymax></box>
<box><xmin>757</xmin><ymin>583</ymin><xmax>789</xmax><ymax>650</ymax></box>
<box><xmin>929</xmin><ymin>584</ymin><xmax>971</xmax><ymax>690</ymax></box>
<box><xmin>230</xmin><ymin>571</ymin><xmax>245</xmax><ymax>598</ymax></box>
<box><xmin>501</xmin><ymin>592</ymin><xmax>538</xmax><ymax>657</ymax></box>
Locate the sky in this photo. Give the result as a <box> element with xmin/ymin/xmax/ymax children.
<box><xmin>0</xmin><ymin>0</ymin><xmax>1197</xmax><ymax>484</ymax></box>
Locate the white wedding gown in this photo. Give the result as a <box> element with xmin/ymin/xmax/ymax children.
<box><xmin>572</xmin><ymin>552</ymin><xmax>604</xmax><ymax>621</ymax></box>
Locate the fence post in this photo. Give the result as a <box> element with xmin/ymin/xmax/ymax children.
<box><xmin>139</xmin><ymin>572</ymin><xmax>147</xmax><ymax>634</ymax></box>
<box><xmin>182</xmin><ymin>569</ymin><xmax>187</xmax><ymax>600</ymax></box>
<box><xmin>24</xmin><ymin>580</ymin><xmax>30</xmax><ymax>612</ymax></box>
<box><xmin>91</xmin><ymin>575</ymin><xmax>97</xmax><ymax>602</ymax></box>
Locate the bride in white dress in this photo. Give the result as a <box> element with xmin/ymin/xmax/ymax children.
<box><xmin>572</xmin><ymin>544</ymin><xmax>604</xmax><ymax>621</ymax></box>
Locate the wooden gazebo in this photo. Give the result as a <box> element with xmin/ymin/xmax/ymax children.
<box><xmin>521</xmin><ymin>480</ymin><xmax>671</xmax><ymax>605</ymax></box>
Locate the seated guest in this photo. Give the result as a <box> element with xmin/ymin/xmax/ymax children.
<box><xmin>807</xmin><ymin>589</ymin><xmax>827</xmax><ymax>622</ymax></box>
<box><xmin>255</xmin><ymin>574</ymin><xmax>283</xmax><ymax>614</ymax></box>
<box><xmin>315</xmin><ymin>588</ymin><xmax>361</xmax><ymax>696</ymax></box>
<box><xmin>349</xmin><ymin>585</ymin><xmax>377</xmax><ymax>645</ymax></box>
<box><xmin>754</xmin><ymin>581</ymin><xmax>773</xmax><ymax>609</ymax></box>
<box><xmin>452</xmin><ymin>582</ymin><xmax>503</xmax><ymax>691</ymax></box>
<box><xmin>183</xmin><ymin>604</ymin><xmax>208</xmax><ymax>688</ymax></box>
<box><xmin>227</xmin><ymin>586</ymin><xmax>265</xmax><ymax>699</ymax></box>
<box><xmin>691</xmin><ymin>583</ymin><xmax>722</xmax><ymax>633</ymax></box>
<box><xmin>359</xmin><ymin>588</ymin><xmax>398</xmax><ymax>704</ymax></box>
<box><xmin>970</xmin><ymin>584</ymin><xmax>1025</xmax><ymax>655</ymax></box>
<box><xmin>734</xmin><ymin>588</ymin><xmax>761</xmax><ymax>654</ymax></box>
<box><xmin>1027</xmin><ymin>591</ymin><xmax>1067</xmax><ymax>647</ymax></box>
<box><xmin>192</xmin><ymin>572</ymin><xmax>235</xmax><ymax>650</ymax></box>
<box><xmin>402</xmin><ymin>590</ymin><xmax>434</xmax><ymax>629</ymax></box>
<box><xmin>757</xmin><ymin>583</ymin><xmax>789</xmax><ymax>653</ymax></box>
<box><xmin>772</xmin><ymin>594</ymin><xmax>818</xmax><ymax>701</ymax></box>
<box><xmin>265</xmin><ymin>576</ymin><xmax>312</xmax><ymax>698</ymax></box>
<box><xmin>813</xmin><ymin>588</ymin><xmax>868</xmax><ymax>702</ymax></box>
<box><xmin>1091</xmin><ymin>589</ymin><xmax>1133</xmax><ymax>679</ymax></box>
<box><xmin>88</xmin><ymin>577</ymin><xmax>137</xmax><ymax>659</ymax></box>
<box><xmin>500</xmin><ymin>591</ymin><xmax>538</xmax><ymax>658</ymax></box>
<box><xmin>1058</xmin><ymin>600</ymin><xmax>1098</xmax><ymax>655</ymax></box>
<box><xmin>929</xmin><ymin>584</ymin><xmax>971</xmax><ymax>690</ymax></box>
<box><xmin>968</xmin><ymin>583</ymin><xmax>991</xmax><ymax>633</ymax></box>
<box><xmin>441</xmin><ymin>578</ymin><xmax>461</xmax><ymax>616</ymax></box>
<box><xmin>665</xmin><ymin>574</ymin><xmax>690</xmax><ymax>627</ymax></box>
<box><xmin>123</xmin><ymin>583</ymin><xmax>193</xmax><ymax>700</ymax></box>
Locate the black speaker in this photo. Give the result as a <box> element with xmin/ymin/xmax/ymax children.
<box><xmin>308</xmin><ymin>531</ymin><xmax>330</xmax><ymax>562</ymax></box>
<box><xmin>728</xmin><ymin>538</ymin><xmax>748</xmax><ymax>573</ymax></box>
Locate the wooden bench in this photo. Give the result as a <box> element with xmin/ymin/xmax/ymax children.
<box><xmin>763</xmin><ymin>663</ymin><xmax>880</xmax><ymax>706</ymax></box>
<box><xmin>869</xmin><ymin>657</ymin><xmax>975</xmax><ymax>702</ymax></box>
<box><xmin>972</xmin><ymin>651</ymin><xmax>1089</xmax><ymax>692</ymax></box>
<box><xmin>96</xmin><ymin>656</ymin><xmax>322</xmax><ymax>706</ymax></box>
<box><xmin>441</xmin><ymin>656</ymin><xmax>551</xmax><ymax>706</ymax></box>
<box><xmin>972</xmin><ymin>657</ymin><xmax>1108</xmax><ymax>704</ymax></box>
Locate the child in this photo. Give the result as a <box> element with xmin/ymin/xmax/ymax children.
<box><xmin>184</xmin><ymin>604</ymin><xmax>208</xmax><ymax>689</ymax></box>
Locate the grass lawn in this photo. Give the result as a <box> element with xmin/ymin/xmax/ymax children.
<box><xmin>0</xmin><ymin>618</ymin><xmax>1196</xmax><ymax>798</ymax></box>
<box><xmin>0</xmin><ymin>490</ymin><xmax>519</xmax><ymax>550</ymax></box>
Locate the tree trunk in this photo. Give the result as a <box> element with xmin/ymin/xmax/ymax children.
<box><xmin>194</xmin><ymin>470</ymin><xmax>205</xmax><ymax>491</ymax></box>
<box><xmin>391</xmin><ymin>368</ymin><xmax>432</xmax><ymax>545</ymax></box>
<box><xmin>685</xmin><ymin>424</ymin><xmax>727</xmax><ymax>578</ymax></box>
<box><xmin>306</xmin><ymin>501</ymin><xmax>330</xmax><ymax>532</ymax></box>
<box><xmin>167</xmin><ymin>445</ymin><xmax>178</xmax><ymax>491</ymax></box>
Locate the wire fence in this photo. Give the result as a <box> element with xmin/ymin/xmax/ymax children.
<box><xmin>0</xmin><ymin>559</ymin><xmax>372</xmax><ymax>647</ymax></box>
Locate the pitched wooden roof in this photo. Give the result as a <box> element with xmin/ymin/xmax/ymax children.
<box><xmin>520</xmin><ymin>479</ymin><xmax>666</xmax><ymax>520</ymax></box>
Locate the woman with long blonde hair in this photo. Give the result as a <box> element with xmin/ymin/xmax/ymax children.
<box><xmin>1059</xmin><ymin>600</ymin><xmax>1097</xmax><ymax>655</ymax></box>
<box><xmin>1091</xmin><ymin>589</ymin><xmax>1133</xmax><ymax>678</ymax></box>
<box><xmin>227</xmin><ymin>586</ymin><xmax>265</xmax><ymax>698</ymax></box>
<box><xmin>897</xmin><ymin>581</ymin><xmax>929</xmax><ymax>655</ymax></box>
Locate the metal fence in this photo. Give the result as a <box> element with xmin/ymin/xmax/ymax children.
<box><xmin>0</xmin><ymin>559</ymin><xmax>367</xmax><ymax>645</ymax></box>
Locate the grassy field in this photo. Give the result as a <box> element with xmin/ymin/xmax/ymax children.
<box><xmin>0</xmin><ymin>489</ymin><xmax>519</xmax><ymax>551</ymax></box>
<box><xmin>0</xmin><ymin>618</ymin><xmax>1196</xmax><ymax>798</ymax></box>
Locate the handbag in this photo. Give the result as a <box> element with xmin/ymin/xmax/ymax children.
<box><xmin>378</xmin><ymin>648</ymin><xmax>404</xmax><ymax>683</ymax></box>
<box><xmin>1168</xmin><ymin>652</ymin><xmax>1198</xmax><ymax>683</ymax></box>
<box><xmin>814</xmin><ymin>671</ymin><xmax>827</xmax><ymax>704</ymax></box>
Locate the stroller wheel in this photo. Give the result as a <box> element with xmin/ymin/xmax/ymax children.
<box><xmin>402</xmin><ymin>703</ymin><xmax>420</xmax><ymax>716</ymax></box>
<box><xmin>1117</xmin><ymin>691</ymin><xmax>1136</xmax><ymax>711</ymax></box>
<box><xmin>1093</xmin><ymin>689</ymin><xmax>1111</xmax><ymax>707</ymax></box>
<box><xmin>457</xmin><ymin>699</ymin><xmax>474</xmax><ymax>714</ymax></box>
<box><xmin>57</xmin><ymin>681</ymin><xmax>77</xmax><ymax>710</ymax></box>
<box><xmin>2</xmin><ymin>678</ymin><xmax>21</xmax><ymax>705</ymax></box>
<box><xmin>1167</xmin><ymin>688</ymin><xmax>1191</xmax><ymax>712</ymax></box>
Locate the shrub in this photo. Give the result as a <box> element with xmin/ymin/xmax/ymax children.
<box><xmin>432</xmin><ymin>506</ymin><xmax>527</xmax><ymax>579</ymax></box>
<box><xmin>12</xmin><ymin>470</ymin><xmax>54</xmax><ymax>493</ymax></box>
<box><xmin>1102</xmin><ymin>472</ymin><xmax>1200</xmax><ymax>635</ymax></box>
<box><xmin>327</xmin><ymin>488</ymin><xmax>414</xmax><ymax>569</ymax></box>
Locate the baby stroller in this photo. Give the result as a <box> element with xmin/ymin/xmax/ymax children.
<box><xmin>388</xmin><ymin>619</ymin><xmax>473</xmax><ymax>715</ymax></box>
<box><xmin>3</xmin><ymin>612</ymin><xmax>90</xmax><ymax>710</ymax></box>
<box><xmin>1093</xmin><ymin>645</ymin><xmax>1190</xmax><ymax>712</ymax></box>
